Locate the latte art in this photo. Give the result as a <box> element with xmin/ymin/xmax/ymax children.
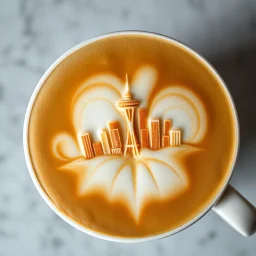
<box><xmin>52</xmin><ymin>65</ymin><xmax>207</xmax><ymax>218</ymax></box>
<box><xmin>27</xmin><ymin>34</ymin><xmax>237</xmax><ymax>237</ymax></box>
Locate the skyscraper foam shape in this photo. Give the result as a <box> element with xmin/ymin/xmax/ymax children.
<box><xmin>51</xmin><ymin>65</ymin><xmax>208</xmax><ymax>219</ymax></box>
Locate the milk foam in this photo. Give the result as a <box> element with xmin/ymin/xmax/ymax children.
<box><xmin>52</xmin><ymin>65</ymin><xmax>208</xmax><ymax>219</ymax></box>
<box><xmin>150</xmin><ymin>86</ymin><xmax>207</xmax><ymax>143</ymax></box>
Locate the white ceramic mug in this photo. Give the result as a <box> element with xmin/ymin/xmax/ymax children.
<box><xmin>23</xmin><ymin>31</ymin><xmax>256</xmax><ymax>242</ymax></box>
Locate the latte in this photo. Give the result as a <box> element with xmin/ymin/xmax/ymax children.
<box><xmin>26</xmin><ymin>33</ymin><xmax>238</xmax><ymax>238</ymax></box>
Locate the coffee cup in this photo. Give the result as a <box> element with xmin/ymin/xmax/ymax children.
<box><xmin>23</xmin><ymin>31</ymin><xmax>256</xmax><ymax>242</ymax></box>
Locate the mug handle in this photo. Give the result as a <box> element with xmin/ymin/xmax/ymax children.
<box><xmin>213</xmin><ymin>185</ymin><xmax>256</xmax><ymax>236</ymax></box>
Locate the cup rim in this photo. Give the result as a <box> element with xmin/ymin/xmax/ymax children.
<box><xmin>23</xmin><ymin>30</ymin><xmax>240</xmax><ymax>243</ymax></box>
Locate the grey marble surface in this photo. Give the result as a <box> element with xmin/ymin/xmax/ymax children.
<box><xmin>0</xmin><ymin>0</ymin><xmax>256</xmax><ymax>255</ymax></box>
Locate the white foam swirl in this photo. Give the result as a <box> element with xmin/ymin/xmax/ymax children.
<box><xmin>131</xmin><ymin>65</ymin><xmax>157</xmax><ymax>107</ymax></box>
<box><xmin>149</xmin><ymin>86</ymin><xmax>207</xmax><ymax>143</ymax></box>
<box><xmin>52</xmin><ymin>133</ymin><xmax>81</xmax><ymax>160</ymax></box>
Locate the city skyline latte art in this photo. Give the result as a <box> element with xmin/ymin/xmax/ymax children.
<box><xmin>52</xmin><ymin>65</ymin><xmax>208</xmax><ymax>219</ymax></box>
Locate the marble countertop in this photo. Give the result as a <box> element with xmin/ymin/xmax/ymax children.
<box><xmin>0</xmin><ymin>0</ymin><xmax>255</xmax><ymax>255</ymax></box>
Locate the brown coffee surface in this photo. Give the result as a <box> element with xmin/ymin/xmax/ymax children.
<box><xmin>27</xmin><ymin>34</ymin><xmax>238</xmax><ymax>238</ymax></box>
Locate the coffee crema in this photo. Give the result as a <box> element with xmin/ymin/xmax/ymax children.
<box><xmin>27</xmin><ymin>34</ymin><xmax>238</xmax><ymax>238</ymax></box>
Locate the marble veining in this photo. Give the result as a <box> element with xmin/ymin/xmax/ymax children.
<box><xmin>0</xmin><ymin>0</ymin><xmax>256</xmax><ymax>255</ymax></box>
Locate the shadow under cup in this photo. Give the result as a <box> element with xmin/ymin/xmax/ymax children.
<box><xmin>23</xmin><ymin>31</ymin><xmax>239</xmax><ymax>242</ymax></box>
